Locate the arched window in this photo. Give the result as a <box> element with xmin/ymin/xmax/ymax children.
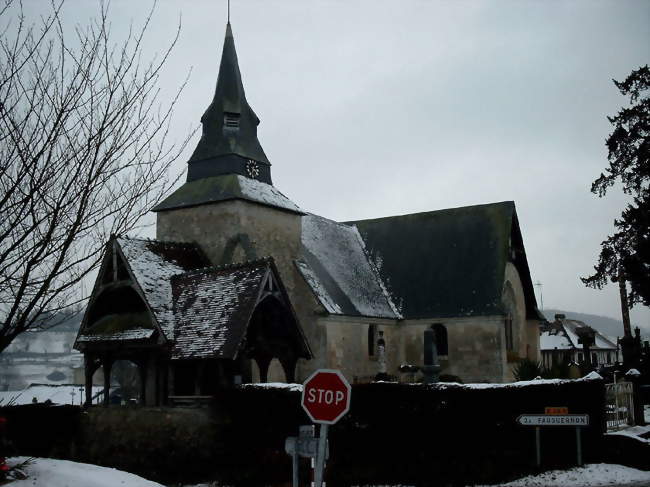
<box><xmin>368</xmin><ymin>324</ymin><xmax>377</xmax><ymax>357</ymax></box>
<box><xmin>505</xmin><ymin>313</ymin><xmax>514</xmax><ymax>352</ymax></box>
<box><xmin>502</xmin><ymin>280</ymin><xmax>518</xmax><ymax>353</ymax></box>
<box><xmin>432</xmin><ymin>323</ymin><xmax>448</xmax><ymax>357</ymax></box>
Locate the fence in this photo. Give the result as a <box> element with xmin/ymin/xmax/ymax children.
<box><xmin>605</xmin><ymin>381</ymin><xmax>635</xmax><ymax>430</ymax></box>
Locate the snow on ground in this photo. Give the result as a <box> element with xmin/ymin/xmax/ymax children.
<box><xmin>472</xmin><ymin>463</ymin><xmax>650</xmax><ymax>487</ymax></box>
<box><xmin>5</xmin><ymin>458</ymin><xmax>649</xmax><ymax>487</ymax></box>
<box><xmin>606</xmin><ymin>424</ymin><xmax>650</xmax><ymax>444</ymax></box>
<box><xmin>5</xmin><ymin>457</ymin><xmax>164</xmax><ymax>487</ymax></box>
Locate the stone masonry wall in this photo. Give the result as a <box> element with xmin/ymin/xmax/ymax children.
<box><xmin>156</xmin><ymin>201</ymin><xmax>327</xmax><ymax>382</ymax></box>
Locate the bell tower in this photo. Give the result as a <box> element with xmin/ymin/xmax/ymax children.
<box><xmin>186</xmin><ymin>22</ymin><xmax>271</xmax><ymax>184</ymax></box>
<box><xmin>153</xmin><ymin>21</ymin><xmax>303</xmax><ymax>279</ymax></box>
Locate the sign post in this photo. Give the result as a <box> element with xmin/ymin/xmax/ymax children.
<box><xmin>517</xmin><ymin>410</ymin><xmax>589</xmax><ymax>468</ymax></box>
<box><xmin>301</xmin><ymin>369</ymin><xmax>351</xmax><ymax>487</ymax></box>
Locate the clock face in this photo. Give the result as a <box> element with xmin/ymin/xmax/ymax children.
<box><xmin>246</xmin><ymin>159</ymin><xmax>259</xmax><ymax>179</ymax></box>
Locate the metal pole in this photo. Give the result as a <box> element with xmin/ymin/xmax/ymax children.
<box><xmin>614</xmin><ymin>372</ymin><xmax>620</xmax><ymax>428</ymax></box>
<box><xmin>314</xmin><ymin>424</ymin><xmax>328</xmax><ymax>487</ymax></box>
<box><xmin>535</xmin><ymin>427</ymin><xmax>541</xmax><ymax>468</ymax></box>
<box><xmin>292</xmin><ymin>450</ymin><xmax>298</xmax><ymax>487</ymax></box>
<box><xmin>576</xmin><ymin>427</ymin><xmax>582</xmax><ymax>466</ymax></box>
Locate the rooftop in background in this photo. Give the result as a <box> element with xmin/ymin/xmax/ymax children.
<box><xmin>540</xmin><ymin>314</ymin><xmax>618</xmax><ymax>351</ymax></box>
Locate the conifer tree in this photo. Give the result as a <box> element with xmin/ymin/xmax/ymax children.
<box><xmin>582</xmin><ymin>66</ymin><xmax>649</xmax><ymax>308</ymax></box>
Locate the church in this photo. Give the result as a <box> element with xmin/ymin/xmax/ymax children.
<box><xmin>74</xmin><ymin>22</ymin><xmax>543</xmax><ymax>407</ymax></box>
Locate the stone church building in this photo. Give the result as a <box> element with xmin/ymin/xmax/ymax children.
<box><xmin>74</xmin><ymin>22</ymin><xmax>543</xmax><ymax>406</ymax></box>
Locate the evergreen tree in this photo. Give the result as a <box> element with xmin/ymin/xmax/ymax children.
<box><xmin>582</xmin><ymin>66</ymin><xmax>650</xmax><ymax>307</ymax></box>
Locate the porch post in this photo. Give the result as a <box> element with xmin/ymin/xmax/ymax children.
<box><xmin>84</xmin><ymin>354</ymin><xmax>96</xmax><ymax>407</ymax></box>
<box><xmin>256</xmin><ymin>355</ymin><xmax>272</xmax><ymax>383</ymax></box>
<box><xmin>168</xmin><ymin>362</ymin><xmax>175</xmax><ymax>399</ymax></box>
<box><xmin>102</xmin><ymin>357</ymin><xmax>113</xmax><ymax>407</ymax></box>
<box><xmin>139</xmin><ymin>358</ymin><xmax>147</xmax><ymax>406</ymax></box>
<box><xmin>195</xmin><ymin>361</ymin><xmax>205</xmax><ymax>395</ymax></box>
<box><xmin>279</xmin><ymin>356</ymin><xmax>298</xmax><ymax>383</ymax></box>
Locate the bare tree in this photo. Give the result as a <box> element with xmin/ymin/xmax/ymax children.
<box><xmin>0</xmin><ymin>1</ymin><xmax>191</xmax><ymax>352</ymax></box>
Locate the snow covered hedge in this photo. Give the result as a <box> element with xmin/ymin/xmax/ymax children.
<box><xmin>1</xmin><ymin>377</ymin><xmax>608</xmax><ymax>486</ymax></box>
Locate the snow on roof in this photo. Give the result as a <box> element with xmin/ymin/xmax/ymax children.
<box><xmin>118</xmin><ymin>238</ymin><xmax>207</xmax><ymax>340</ymax></box>
<box><xmin>0</xmin><ymin>384</ymin><xmax>103</xmax><ymax>406</ymax></box>
<box><xmin>237</xmin><ymin>176</ymin><xmax>302</xmax><ymax>213</ymax></box>
<box><xmin>542</xmin><ymin>319</ymin><xmax>618</xmax><ymax>352</ymax></box>
<box><xmin>593</xmin><ymin>331</ymin><xmax>618</xmax><ymax>350</ymax></box>
<box><xmin>540</xmin><ymin>330</ymin><xmax>573</xmax><ymax>350</ymax></box>
<box><xmin>298</xmin><ymin>214</ymin><xmax>400</xmax><ymax>319</ymax></box>
<box><xmin>562</xmin><ymin>320</ymin><xmax>617</xmax><ymax>350</ymax></box>
<box><xmin>77</xmin><ymin>328</ymin><xmax>154</xmax><ymax>343</ymax></box>
<box><xmin>171</xmin><ymin>261</ymin><xmax>268</xmax><ymax>360</ymax></box>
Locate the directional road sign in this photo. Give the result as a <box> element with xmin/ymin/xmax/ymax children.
<box><xmin>517</xmin><ymin>414</ymin><xmax>589</xmax><ymax>426</ymax></box>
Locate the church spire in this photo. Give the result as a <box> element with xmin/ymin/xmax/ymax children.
<box><xmin>187</xmin><ymin>22</ymin><xmax>271</xmax><ymax>184</ymax></box>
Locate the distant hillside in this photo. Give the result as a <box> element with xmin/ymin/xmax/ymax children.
<box><xmin>35</xmin><ymin>308</ymin><xmax>83</xmax><ymax>332</ymax></box>
<box><xmin>542</xmin><ymin>308</ymin><xmax>649</xmax><ymax>339</ymax></box>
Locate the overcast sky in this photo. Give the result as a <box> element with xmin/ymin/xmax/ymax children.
<box><xmin>22</xmin><ymin>1</ymin><xmax>650</xmax><ymax>329</ymax></box>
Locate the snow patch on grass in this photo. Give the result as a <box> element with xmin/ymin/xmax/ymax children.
<box><xmin>473</xmin><ymin>463</ymin><xmax>650</xmax><ymax>486</ymax></box>
<box><xmin>6</xmin><ymin>457</ymin><xmax>164</xmax><ymax>487</ymax></box>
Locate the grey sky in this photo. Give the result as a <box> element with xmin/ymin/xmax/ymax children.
<box><xmin>21</xmin><ymin>1</ymin><xmax>650</xmax><ymax>329</ymax></box>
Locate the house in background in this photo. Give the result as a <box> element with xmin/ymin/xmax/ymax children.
<box><xmin>74</xmin><ymin>21</ymin><xmax>544</xmax><ymax>406</ymax></box>
<box><xmin>0</xmin><ymin>318</ymin><xmax>84</xmax><ymax>391</ymax></box>
<box><xmin>0</xmin><ymin>383</ymin><xmax>103</xmax><ymax>406</ymax></box>
<box><xmin>540</xmin><ymin>314</ymin><xmax>619</xmax><ymax>369</ymax></box>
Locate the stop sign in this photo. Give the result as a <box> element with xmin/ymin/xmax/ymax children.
<box><xmin>301</xmin><ymin>369</ymin><xmax>351</xmax><ymax>424</ymax></box>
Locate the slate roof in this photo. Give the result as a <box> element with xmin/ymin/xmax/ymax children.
<box><xmin>347</xmin><ymin>201</ymin><xmax>543</xmax><ymax>320</ymax></box>
<box><xmin>118</xmin><ymin>238</ymin><xmax>210</xmax><ymax>341</ymax></box>
<box><xmin>297</xmin><ymin>214</ymin><xmax>401</xmax><ymax>320</ymax></box>
<box><xmin>189</xmin><ymin>22</ymin><xmax>270</xmax><ymax>167</ymax></box>
<box><xmin>152</xmin><ymin>174</ymin><xmax>303</xmax><ymax>214</ymax></box>
<box><xmin>171</xmin><ymin>259</ymin><xmax>269</xmax><ymax>359</ymax></box>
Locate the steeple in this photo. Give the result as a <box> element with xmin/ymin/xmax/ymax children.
<box><xmin>187</xmin><ymin>22</ymin><xmax>271</xmax><ymax>184</ymax></box>
<box><xmin>152</xmin><ymin>22</ymin><xmax>302</xmax><ymax>215</ymax></box>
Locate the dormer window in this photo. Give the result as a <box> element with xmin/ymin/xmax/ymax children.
<box><xmin>224</xmin><ymin>111</ymin><xmax>240</xmax><ymax>129</ymax></box>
